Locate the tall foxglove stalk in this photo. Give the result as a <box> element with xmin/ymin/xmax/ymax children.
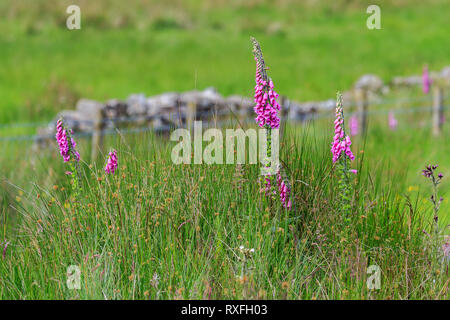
<box><xmin>331</xmin><ymin>93</ymin><xmax>355</xmax><ymax>215</ymax></box>
<box><xmin>251</xmin><ymin>37</ymin><xmax>280</xmax><ymax>199</ymax></box>
<box><xmin>331</xmin><ymin>93</ymin><xmax>355</xmax><ymax>164</ymax></box>
<box><xmin>56</xmin><ymin>119</ymin><xmax>81</xmax><ymax>193</ymax></box>
<box><xmin>251</xmin><ymin>37</ymin><xmax>291</xmax><ymax>209</ymax></box>
<box><xmin>56</xmin><ymin>119</ymin><xmax>80</xmax><ymax>163</ymax></box>
<box><xmin>277</xmin><ymin>165</ymin><xmax>292</xmax><ymax>209</ymax></box>
<box><xmin>105</xmin><ymin>150</ymin><xmax>118</xmax><ymax>174</ymax></box>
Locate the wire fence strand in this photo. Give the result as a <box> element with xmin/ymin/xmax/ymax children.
<box><xmin>1</xmin><ymin>93</ymin><xmax>446</xmax><ymax>130</ymax></box>
<box><xmin>0</xmin><ymin>103</ymin><xmax>447</xmax><ymax>143</ymax></box>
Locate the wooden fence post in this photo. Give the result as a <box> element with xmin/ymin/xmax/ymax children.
<box><xmin>186</xmin><ymin>102</ymin><xmax>196</xmax><ymax>134</ymax></box>
<box><xmin>432</xmin><ymin>85</ymin><xmax>444</xmax><ymax>136</ymax></box>
<box><xmin>91</xmin><ymin>108</ymin><xmax>105</xmax><ymax>163</ymax></box>
<box><xmin>355</xmin><ymin>88</ymin><xmax>369</xmax><ymax>135</ymax></box>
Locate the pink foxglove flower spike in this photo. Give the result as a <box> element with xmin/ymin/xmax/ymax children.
<box><xmin>331</xmin><ymin>94</ymin><xmax>355</xmax><ymax>163</ymax></box>
<box><xmin>105</xmin><ymin>150</ymin><xmax>118</xmax><ymax>174</ymax></box>
<box><xmin>422</xmin><ymin>65</ymin><xmax>432</xmax><ymax>94</ymax></box>
<box><xmin>252</xmin><ymin>37</ymin><xmax>281</xmax><ymax>129</ymax></box>
<box><xmin>277</xmin><ymin>167</ymin><xmax>292</xmax><ymax>209</ymax></box>
<box><xmin>251</xmin><ymin>37</ymin><xmax>292</xmax><ymax>210</ymax></box>
<box><xmin>388</xmin><ymin>112</ymin><xmax>398</xmax><ymax>130</ymax></box>
<box><xmin>56</xmin><ymin>119</ymin><xmax>80</xmax><ymax>163</ymax></box>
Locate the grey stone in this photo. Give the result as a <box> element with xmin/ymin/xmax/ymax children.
<box><xmin>440</xmin><ymin>66</ymin><xmax>450</xmax><ymax>78</ymax></box>
<box><xmin>127</xmin><ymin>94</ymin><xmax>148</xmax><ymax>116</ymax></box>
<box><xmin>75</xmin><ymin>99</ymin><xmax>105</xmax><ymax>118</ymax></box>
<box><xmin>354</xmin><ymin>74</ymin><xmax>384</xmax><ymax>91</ymax></box>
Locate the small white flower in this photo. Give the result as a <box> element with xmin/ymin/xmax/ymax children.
<box><xmin>151</xmin><ymin>272</ymin><xmax>159</xmax><ymax>287</ymax></box>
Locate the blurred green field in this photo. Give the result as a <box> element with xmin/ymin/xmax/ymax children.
<box><xmin>0</xmin><ymin>0</ymin><xmax>449</xmax><ymax>123</ymax></box>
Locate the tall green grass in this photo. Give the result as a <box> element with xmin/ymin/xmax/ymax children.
<box><xmin>0</xmin><ymin>116</ymin><xmax>448</xmax><ymax>299</ymax></box>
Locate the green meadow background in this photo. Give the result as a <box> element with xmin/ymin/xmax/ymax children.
<box><xmin>0</xmin><ymin>0</ymin><xmax>449</xmax><ymax>123</ymax></box>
